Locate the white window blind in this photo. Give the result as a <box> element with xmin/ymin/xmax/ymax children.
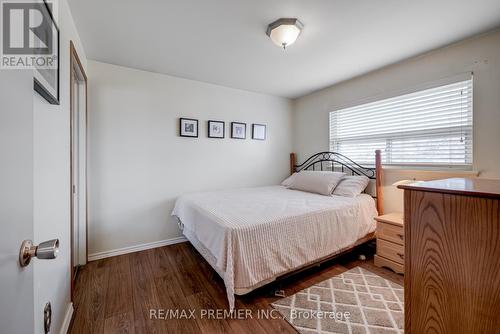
<box><xmin>329</xmin><ymin>78</ymin><xmax>473</xmax><ymax>167</ymax></box>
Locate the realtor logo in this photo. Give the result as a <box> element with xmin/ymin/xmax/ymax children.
<box><xmin>1</xmin><ymin>0</ymin><xmax>57</xmax><ymax>69</ymax></box>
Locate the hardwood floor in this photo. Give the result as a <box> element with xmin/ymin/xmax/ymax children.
<box><xmin>69</xmin><ymin>242</ymin><xmax>403</xmax><ymax>334</ymax></box>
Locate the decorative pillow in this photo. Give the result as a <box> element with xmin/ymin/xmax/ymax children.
<box><xmin>332</xmin><ymin>175</ymin><xmax>370</xmax><ymax>197</ymax></box>
<box><xmin>281</xmin><ymin>173</ymin><xmax>297</xmax><ymax>187</ymax></box>
<box><xmin>289</xmin><ymin>171</ymin><xmax>345</xmax><ymax>196</ymax></box>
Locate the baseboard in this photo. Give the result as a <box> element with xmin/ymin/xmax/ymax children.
<box><xmin>60</xmin><ymin>302</ymin><xmax>74</xmax><ymax>334</ymax></box>
<box><xmin>88</xmin><ymin>236</ymin><xmax>187</xmax><ymax>261</ymax></box>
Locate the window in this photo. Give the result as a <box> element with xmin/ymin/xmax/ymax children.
<box><xmin>329</xmin><ymin>78</ymin><xmax>473</xmax><ymax>167</ymax></box>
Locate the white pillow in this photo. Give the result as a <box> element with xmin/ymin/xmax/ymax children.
<box><xmin>332</xmin><ymin>175</ymin><xmax>370</xmax><ymax>197</ymax></box>
<box><xmin>289</xmin><ymin>171</ymin><xmax>345</xmax><ymax>196</ymax></box>
<box><xmin>281</xmin><ymin>173</ymin><xmax>297</xmax><ymax>187</ymax></box>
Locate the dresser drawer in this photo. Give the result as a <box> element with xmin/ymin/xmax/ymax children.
<box><xmin>377</xmin><ymin>239</ymin><xmax>404</xmax><ymax>264</ymax></box>
<box><xmin>377</xmin><ymin>221</ymin><xmax>404</xmax><ymax>245</ymax></box>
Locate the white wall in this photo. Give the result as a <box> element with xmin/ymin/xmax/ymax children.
<box><xmin>33</xmin><ymin>0</ymin><xmax>87</xmax><ymax>333</ymax></box>
<box><xmin>293</xmin><ymin>29</ymin><xmax>500</xmax><ymax>213</ymax></box>
<box><xmin>87</xmin><ymin>61</ymin><xmax>293</xmax><ymax>256</ymax></box>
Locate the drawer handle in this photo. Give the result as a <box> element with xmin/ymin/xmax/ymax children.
<box><xmin>397</xmin><ymin>252</ymin><xmax>404</xmax><ymax>260</ymax></box>
<box><xmin>397</xmin><ymin>233</ymin><xmax>404</xmax><ymax>240</ymax></box>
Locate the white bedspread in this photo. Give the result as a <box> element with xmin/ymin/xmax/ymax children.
<box><xmin>171</xmin><ymin>186</ymin><xmax>377</xmax><ymax>309</ymax></box>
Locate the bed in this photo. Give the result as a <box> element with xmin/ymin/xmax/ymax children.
<box><xmin>172</xmin><ymin>151</ymin><xmax>383</xmax><ymax>309</ymax></box>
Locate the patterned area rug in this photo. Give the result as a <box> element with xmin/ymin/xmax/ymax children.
<box><xmin>271</xmin><ymin>267</ymin><xmax>404</xmax><ymax>334</ymax></box>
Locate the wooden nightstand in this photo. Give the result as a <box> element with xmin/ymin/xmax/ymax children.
<box><xmin>374</xmin><ymin>212</ymin><xmax>404</xmax><ymax>274</ymax></box>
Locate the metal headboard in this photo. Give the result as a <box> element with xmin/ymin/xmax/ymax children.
<box><xmin>289</xmin><ymin>150</ymin><xmax>384</xmax><ymax>214</ymax></box>
<box><xmin>293</xmin><ymin>152</ymin><xmax>376</xmax><ymax>179</ymax></box>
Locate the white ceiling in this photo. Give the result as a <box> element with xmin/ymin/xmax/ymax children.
<box><xmin>68</xmin><ymin>0</ymin><xmax>500</xmax><ymax>98</ymax></box>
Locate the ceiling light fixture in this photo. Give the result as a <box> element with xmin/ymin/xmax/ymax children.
<box><xmin>266</xmin><ymin>18</ymin><xmax>304</xmax><ymax>49</ymax></box>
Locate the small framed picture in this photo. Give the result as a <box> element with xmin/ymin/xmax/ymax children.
<box><xmin>179</xmin><ymin>118</ymin><xmax>198</xmax><ymax>137</ymax></box>
<box><xmin>231</xmin><ymin>122</ymin><xmax>246</xmax><ymax>139</ymax></box>
<box><xmin>208</xmin><ymin>120</ymin><xmax>225</xmax><ymax>138</ymax></box>
<box><xmin>252</xmin><ymin>124</ymin><xmax>266</xmax><ymax>140</ymax></box>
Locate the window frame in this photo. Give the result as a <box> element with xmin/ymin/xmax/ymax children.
<box><xmin>328</xmin><ymin>75</ymin><xmax>473</xmax><ymax>170</ymax></box>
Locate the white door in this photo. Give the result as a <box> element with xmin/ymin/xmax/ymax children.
<box><xmin>0</xmin><ymin>71</ymin><xmax>36</xmax><ymax>333</ymax></box>
<box><xmin>72</xmin><ymin>69</ymin><xmax>80</xmax><ymax>269</ymax></box>
<box><xmin>71</xmin><ymin>60</ymin><xmax>87</xmax><ymax>274</ymax></box>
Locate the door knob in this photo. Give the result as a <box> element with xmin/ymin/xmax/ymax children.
<box><xmin>19</xmin><ymin>239</ymin><xmax>59</xmax><ymax>267</ymax></box>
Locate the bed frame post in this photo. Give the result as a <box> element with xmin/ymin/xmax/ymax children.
<box><xmin>375</xmin><ymin>149</ymin><xmax>384</xmax><ymax>215</ymax></box>
<box><xmin>290</xmin><ymin>153</ymin><xmax>296</xmax><ymax>175</ymax></box>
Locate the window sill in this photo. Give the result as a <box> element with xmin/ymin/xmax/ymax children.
<box><xmin>382</xmin><ymin>166</ymin><xmax>479</xmax><ymax>177</ymax></box>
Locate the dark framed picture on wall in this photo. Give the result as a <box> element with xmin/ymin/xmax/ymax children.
<box><xmin>179</xmin><ymin>118</ymin><xmax>199</xmax><ymax>137</ymax></box>
<box><xmin>252</xmin><ymin>124</ymin><xmax>266</xmax><ymax>140</ymax></box>
<box><xmin>208</xmin><ymin>120</ymin><xmax>225</xmax><ymax>138</ymax></box>
<box><xmin>231</xmin><ymin>122</ymin><xmax>246</xmax><ymax>139</ymax></box>
<box><xmin>32</xmin><ymin>0</ymin><xmax>60</xmax><ymax>105</ymax></box>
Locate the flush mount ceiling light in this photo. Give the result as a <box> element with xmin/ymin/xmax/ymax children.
<box><xmin>266</xmin><ymin>18</ymin><xmax>304</xmax><ymax>49</ymax></box>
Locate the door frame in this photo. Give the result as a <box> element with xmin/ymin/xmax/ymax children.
<box><xmin>69</xmin><ymin>40</ymin><xmax>88</xmax><ymax>301</ymax></box>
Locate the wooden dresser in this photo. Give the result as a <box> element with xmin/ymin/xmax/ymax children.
<box><xmin>399</xmin><ymin>178</ymin><xmax>500</xmax><ymax>334</ymax></box>
<box><xmin>374</xmin><ymin>213</ymin><xmax>404</xmax><ymax>274</ymax></box>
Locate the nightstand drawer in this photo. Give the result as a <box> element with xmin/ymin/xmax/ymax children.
<box><xmin>377</xmin><ymin>221</ymin><xmax>404</xmax><ymax>245</ymax></box>
<box><xmin>377</xmin><ymin>239</ymin><xmax>404</xmax><ymax>264</ymax></box>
